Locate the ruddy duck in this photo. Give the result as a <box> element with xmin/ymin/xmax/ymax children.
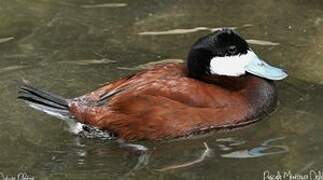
<box><xmin>18</xmin><ymin>29</ymin><xmax>287</xmax><ymax>141</ymax></box>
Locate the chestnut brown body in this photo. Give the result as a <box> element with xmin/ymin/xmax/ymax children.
<box><xmin>69</xmin><ymin>63</ymin><xmax>276</xmax><ymax>141</ymax></box>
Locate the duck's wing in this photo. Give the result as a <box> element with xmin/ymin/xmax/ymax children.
<box><xmin>71</xmin><ymin>92</ymin><xmax>249</xmax><ymax>140</ymax></box>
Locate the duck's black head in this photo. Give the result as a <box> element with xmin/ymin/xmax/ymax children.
<box><xmin>187</xmin><ymin>29</ymin><xmax>249</xmax><ymax>79</ymax></box>
<box><xmin>187</xmin><ymin>28</ymin><xmax>287</xmax><ymax>81</ymax></box>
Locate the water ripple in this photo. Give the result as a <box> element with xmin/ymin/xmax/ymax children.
<box><xmin>139</xmin><ymin>27</ymin><xmax>237</xmax><ymax>36</ymax></box>
<box><xmin>0</xmin><ymin>37</ymin><xmax>15</xmax><ymax>44</ymax></box>
<box><xmin>81</xmin><ymin>3</ymin><xmax>127</xmax><ymax>8</ymax></box>
<box><xmin>246</xmin><ymin>39</ymin><xmax>280</xmax><ymax>46</ymax></box>
<box><xmin>0</xmin><ymin>65</ymin><xmax>28</xmax><ymax>73</ymax></box>
<box><xmin>58</xmin><ymin>58</ymin><xmax>116</xmax><ymax>65</ymax></box>
<box><xmin>118</xmin><ymin>59</ymin><xmax>184</xmax><ymax>70</ymax></box>
<box><xmin>221</xmin><ymin>137</ymin><xmax>289</xmax><ymax>159</ymax></box>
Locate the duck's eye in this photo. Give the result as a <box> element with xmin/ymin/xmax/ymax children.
<box><xmin>227</xmin><ymin>45</ymin><xmax>237</xmax><ymax>55</ymax></box>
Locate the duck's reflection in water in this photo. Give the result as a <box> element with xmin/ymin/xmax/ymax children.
<box><xmin>156</xmin><ymin>142</ymin><xmax>213</xmax><ymax>172</ymax></box>
<box><xmin>43</xmin><ymin>135</ymin><xmax>288</xmax><ymax>176</ymax></box>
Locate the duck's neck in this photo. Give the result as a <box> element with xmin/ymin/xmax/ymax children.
<box><xmin>244</xmin><ymin>75</ymin><xmax>277</xmax><ymax>118</ymax></box>
<box><xmin>203</xmin><ymin>73</ymin><xmax>277</xmax><ymax>118</ymax></box>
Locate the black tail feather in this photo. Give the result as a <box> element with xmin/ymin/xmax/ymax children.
<box><xmin>18</xmin><ymin>90</ymin><xmax>67</xmax><ymax>110</ymax></box>
<box><xmin>18</xmin><ymin>83</ymin><xmax>117</xmax><ymax>139</ymax></box>
<box><xmin>19</xmin><ymin>84</ymin><xmax>68</xmax><ymax>108</ymax></box>
<box><xmin>18</xmin><ymin>83</ymin><xmax>71</xmax><ymax>120</ymax></box>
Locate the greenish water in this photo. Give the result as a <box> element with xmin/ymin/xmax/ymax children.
<box><xmin>1</xmin><ymin>0</ymin><xmax>323</xmax><ymax>179</ymax></box>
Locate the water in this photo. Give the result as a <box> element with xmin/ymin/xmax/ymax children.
<box><xmin>1</xmin><ymin>0</ymin><xmax>323</xmax><ymax>179</ymax></box>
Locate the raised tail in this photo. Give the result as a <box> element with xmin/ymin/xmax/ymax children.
<box><xmin>18</xmin><ymin>84</ymin><xmax>72</xmax><ymax>120</ymax></box>
<box><xmin>17</xmin><ymin>83</ymin><xmax>115</xmax><ymax>139</ymax></box>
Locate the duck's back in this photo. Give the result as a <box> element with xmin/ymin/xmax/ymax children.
<box><xmin>69</xmin><ymin>63</ymin><xmax>276</xmax><ymax>140</ymax></box>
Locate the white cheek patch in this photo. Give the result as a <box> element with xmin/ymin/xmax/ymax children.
<box><xmin>209</xmin><ymin>50</ymin><xmax>258</xmax><ymax>77</ymax></box>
